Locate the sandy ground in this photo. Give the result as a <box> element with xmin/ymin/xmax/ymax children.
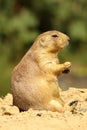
<box><xmin>0</xmin><ymin>87</ymin><xmax>87</xmax><ymax>130</ymax></box>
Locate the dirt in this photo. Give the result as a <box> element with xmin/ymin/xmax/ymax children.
<box><xmin>0</xmin><ymin>87</ymin><xmax>87</xmax><ymax>130</ymax></box>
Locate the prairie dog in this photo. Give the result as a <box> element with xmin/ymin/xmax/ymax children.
<box><xmin>11</xmin><ymin>30</ymin><xmax>71</xmax><ymax>112</ymax></box>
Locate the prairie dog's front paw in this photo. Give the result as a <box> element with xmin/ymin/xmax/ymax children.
<box><xmin>64</xmin><ymin>62</ymin><xmax>71</xmax><ymax>69</ymax></box>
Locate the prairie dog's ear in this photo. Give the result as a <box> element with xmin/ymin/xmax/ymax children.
<box><xmin>40</xmin><ymin>38</ymin><xmax>47</xmax><ymax>47</ymax></box>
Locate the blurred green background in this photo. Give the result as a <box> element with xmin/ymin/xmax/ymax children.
<box><xmin>0</xmin><ymin>0</ymin><xmax>87</xmax><ymax>96</ymax></box>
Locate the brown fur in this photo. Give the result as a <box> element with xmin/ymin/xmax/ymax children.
<box><xmin>11</xmin><ymin>30</ymin><xmax>71</xmax><ymax>112</ymax></box>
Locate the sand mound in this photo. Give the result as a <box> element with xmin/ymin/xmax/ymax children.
<box><xmin>0</xmin><ymin>88</ymin><xmax>87</xmax><ymax>130</ymax></box>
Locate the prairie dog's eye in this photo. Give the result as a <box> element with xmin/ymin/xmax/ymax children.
<box><xmin>51</xmin><ymin>34</ymin><xmax>58</xmax><ymax>38</ymax></box>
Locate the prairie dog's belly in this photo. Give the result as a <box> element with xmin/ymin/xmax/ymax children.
<box><xmin>13</xmin><ymin>73</ymin><xmax>59</xmax><ymax>100</ymax></box>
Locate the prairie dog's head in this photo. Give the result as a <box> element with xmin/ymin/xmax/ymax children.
<box><xmin>33</xmin><ymin>30</ymin><xmax>70</xmax><ymax>53</ymax></box>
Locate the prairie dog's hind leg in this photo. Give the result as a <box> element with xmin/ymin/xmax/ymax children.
<box><xmin>47</xmin><ymin>99</ymin><xmax>65</xmax><ymax>112</ymax></box>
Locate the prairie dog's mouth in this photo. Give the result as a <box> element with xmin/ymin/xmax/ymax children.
<box><xmin>60</xmin><ymin>41</ymin><xmax>69</xmax><ymax>49</ymax></box>
<box><xmin>66</xmin><ymin>41</ymin><xmax>69</xmax><ymax>46</ymax></box>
